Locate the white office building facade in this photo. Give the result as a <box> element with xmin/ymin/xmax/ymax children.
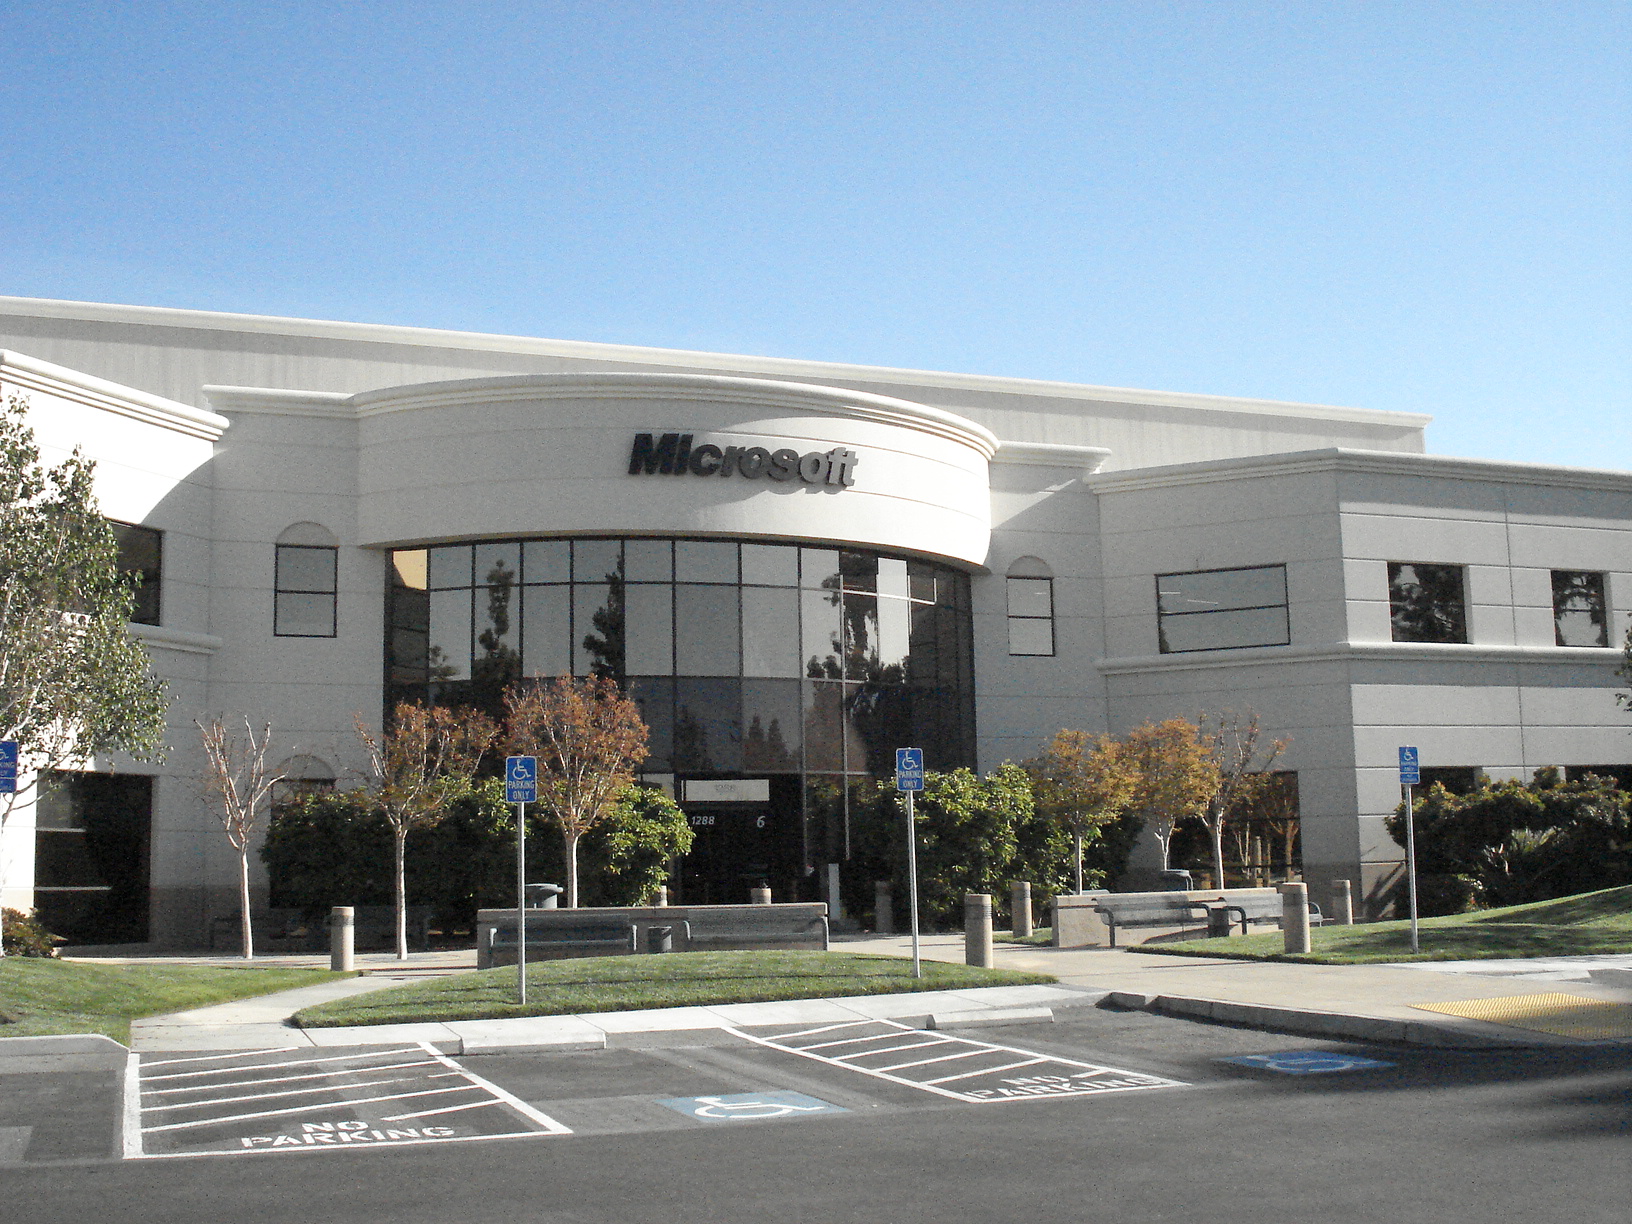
<box><xmin>1</xmin><ymin>297</ymin><xmax>1627</xmax><ymax>945</ymax></box>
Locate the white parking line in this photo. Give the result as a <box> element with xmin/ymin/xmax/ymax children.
<box><xmin>141</xmin><ymin>1047</ymin><xmax>424</xmax><ymax>1082</ymax></box>
<box><xmin>142</xmin><ymin>1059</ymin><xmax>441</xmax><ymax>1094</ymax></box>
<box><xmin>831</xmin><ymin>1037</ymin><xmax>947</xmax><ymax>1060</ymax></box>
<box><xmin>873</xmin><ymin>1048</ymin><xmax>991</xmax><ymax>1073</ymax></box>
<box><xmin>924</xmin><ymin>1058</ymin><xmax>1048</xmax><ymax>1085</ymax></box>
<box><xmin>140</xmin><ymin>1047</ymin><xmax>303</xmax><ymax>1069</ymax></box>
<box><xmin>142</xmin><ymin>1085</ymin><xmax>484</xmax><ymax>1134</ymax></box>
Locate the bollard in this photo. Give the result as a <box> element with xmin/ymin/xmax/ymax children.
<box><xmin>874</xmin><ymin>881</ymin><xmax>894</xmax><ymax>935</ymax></box>
<box><xmin>329</xmin><ymin>906</ymin><xmax>355</xmax><ymax>972</ymax></box>
<box><xmin>1333</xmin><ymin>879</ymin><xmax>1355</xmax><ymax>926</ymax></box>
<box><xmin>655</xmin><ymin>885</ymin><xmax>669</xmax><ymax>907</ymax></box>
<box><xmin>644</xmin><ymin>925</ymin><xmax>673</xmax><ymax>954</ymax></box>
<box><xmin>750</xmin><ymin>885</ymin><xmax>772</xmax><ymax>905</ymax></box>
<box><xmin>1278</xmin><ymin>882</ymin><xmax>1312</xmax><ymax>955</ymax></box>
<box><xmin>964</xmin><ymin>893</ymin><xmax>993</xmax><ymax>968</ymax></box>
<box><xmin>1010</xmin><ymin>881</ymin><xmax>1032</xmax><ymax>939</ymax></box>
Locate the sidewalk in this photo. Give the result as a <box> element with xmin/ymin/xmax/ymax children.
<box><xmin>98</xmin><ymin>934</ymin><xmax>1632</xmax><ymax>1056</ymax></box>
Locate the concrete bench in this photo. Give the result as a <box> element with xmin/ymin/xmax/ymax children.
<box><xmin>484</xmin><ymin>915</ymin><xmax>638</xmax><ymax>966</ymax></box>
<box><xmin>211</xmin><ymin>905</ymin><xmax>432</xmax><ymax>953</ymax></box>
<box><xmin>1192</xmin><ymin>890</ymin><xmax>1325</xmax><ymax>937</ymax></box>
<box><xmin>474</xmin><ymin>902</ymin><xmax>831</xmax><ymax>968</ymax></box>
<box><xmin>684</xmin><ymin>909</ymin><xmax>829</xmax><ymax>952</ymax></box>
<box><xmin>1092</xmin><ymin>894</ymin><xmax>1211</xmax><ymax>948</ymax></box>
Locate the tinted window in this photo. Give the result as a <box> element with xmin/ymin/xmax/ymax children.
<box><xmin>1388</xmin><ymin>563</ymin><xmax>1467</xmax><ymax>644</ymax></box>
<box><xmin>1552</xmin><ymin>570</ymin><xmax>1608</xmax><ymax>647</ymax></box>
<box><xmin>275</xmin><ymin>544</ymin><xmax>337</xmax><ymax>637</ymax></box>
<box><xmin>110</xmin><ymin>521</ymin><xmax>162</xmax><ymax>626</ymax></box>
<box><xmin>1157</xmin><ymin>564</ymin><xmax>1288</xmax><ymax>653</ymax></box>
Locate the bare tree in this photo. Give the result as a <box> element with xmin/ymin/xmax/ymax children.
<box><xmin>196</xmin><ymin>716</ymin><xmax>285</xmax><ymax>960</ymax></box>
<box><xmin>1199</xmin><ymin>710</ymin><xmax>1287</xmax><ymax>888</ymax></box>
<box><xmin>1123</xmin><ymin>718</ymin><xmax>1218</xmax><ymax>873</ymax></box>
<box><xmin>1026</xmin><ymin>729</ymin><xmax>1139</xmax><ymax>893</ymax></box>
<box><xmin>356</xmin><ymin>702</ymin><xmax>496</xmax><ymax>960</ymax></box>
<box><xmin>504</xmin><ymin>676</ymin><xmax>648</xmax><ymax>908</ymax></box>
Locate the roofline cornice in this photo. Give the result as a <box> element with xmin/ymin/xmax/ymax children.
<box><xmin>1086</xmin><ymin>447</ymin><xmax>1632</xmax><ymax>496</ymax></box>
<box><xmin>0</xmin><ymin>295</ymin><xmax>1429</xmax><ymax>430</ymax></box>
<box><xmin>1</xmin><ymin>349</ymin><xmax>228</xmax><ymax>440</ymax></box>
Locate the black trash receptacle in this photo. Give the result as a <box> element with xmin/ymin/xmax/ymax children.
<box><xmin>524</xmin><ymin>883</ymin><xmax>563</xmax><ymax>909</ymax></box>
<box><xmin>1158</xmin><ymin>869</ymin><xmax>1193</xmax><ymax>891</ymax></box>
<box><xmin>645</xmin><ymin>925</ymin><xmax>674</xmax><ymax>955</ymax></box>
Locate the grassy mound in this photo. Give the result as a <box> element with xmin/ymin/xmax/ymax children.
<box><xmin>296</xmin><ymin>950</ymin><xmax>1056</xmax><ymax>1027</ymax></box>
<box><xmin>1144</xmin><ymin>885</ymin><xmax>1632</xmax><ymax>964</ymax></box>
<box><xmin>0</xmin><ymin>959</ymin><xmax>351</xmax><ymax>1041</ymax></box>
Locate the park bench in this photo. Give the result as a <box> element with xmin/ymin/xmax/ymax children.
<box><xmin>484</xmin><ymin>915</ymin><xmax>638</xmax><ymax>966</ymax></box>
<box><xmin>1091</xmin><ymin>894</ymin><xmax>1211</xmax><ymax>948</ymax></box>
<box><xmin>683</xmin><ymin>907</ymin><xmax>830</xmax><ymax>952</ymax></box>
<box><xmin>1192</xmin><ymin>890</ymin><xmax>1325</xmax><ymax>937</ymax></box>
<box><xmin>209</xmin><ymin>905</ymin><xmax>433</xmax><ymax>953</ymax></box>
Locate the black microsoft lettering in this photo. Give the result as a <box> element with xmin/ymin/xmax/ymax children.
<box><xmin>629</xmin><ymin>433</ymin><xmax>859</xmax><ymax>488</ymax></box>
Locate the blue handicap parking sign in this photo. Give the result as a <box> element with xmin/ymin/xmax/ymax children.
<box><xmin>505</xmin><ymin>755</ymin><xmax>538</xmax><ymax>803</ymax></box>
<box><xmin>0</xmin><ymin>740</ymin><xmax>17</xmax><ymax>794</ymax></box>
<box><xmin>895</xmin><ymin>746</ymin><xmax>924</xmax><ymax>792</ymax></box>
<box><xmin>656</xmin><ymin>1092</ymin><xmax>848</xmax><ymax>1122</ymax></box>
<box><xmin>1398</xmin><ymin>746</ymin><xmax>1420</xmax><ymax>785</ymax></box>
<box><xmin>1219</xmin><ymin>1051</ymin><xmax>1394</xmax><ymax>1075</ymax></box>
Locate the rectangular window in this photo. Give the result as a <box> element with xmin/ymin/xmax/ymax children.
<box><xmin>1388</xmin><ymin>562</ymin><xmax>1467</xmax><ymax>644</ymax></box>
<box><xmin>1156</xmin><ymin>565</ymin><xmax>1288</xmax><ymax>654</ymax></box>
<box><xmin>1551</xmin><ymin>570</ymin><xmax>1608</xmax><ymax>647</ymax></box>
<box><xmin>1007</xmin><ymin>577</ymin><xmax>1055</xmax><ymax>656</ymax></box>
<box><xmin>275</xmin><ymin>545</ymin><xmax>338</xmax><ymax>637</ymax></box>
<box><xmin>110</xmin><ymin>521</ymin><xmax>162</xmax><ymax>626</ymax></box>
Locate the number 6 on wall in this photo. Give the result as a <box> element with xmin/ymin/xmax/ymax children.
<box><xmin>756</xmin><ymin>814</ymin><xmax>767</xmax><ymax>828</ymax></box>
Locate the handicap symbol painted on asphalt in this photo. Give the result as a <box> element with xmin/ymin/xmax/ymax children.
<box><xmin>1218</xmin><ymin>1051</ymin><xmax>1395</xmax><ymax>1074</ymax></box>
<box><xmin>657</xmin><ymin>1091</ymin><xmax>848</xmax><ymax>1122</ymax></box>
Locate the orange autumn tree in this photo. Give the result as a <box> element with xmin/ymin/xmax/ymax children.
<box><xmin>1025</xmin><ymin>729</ymin><xmax>1139</xmax><ymax>894</ymax></box>
<box><xmin>1123</xmin><ymin>717</ymin><xmax>1219</xmax><ymax>872</ymax></box>
<box><xmin>505</xmin><ymin>676</ymin><xmax>648</xmax><ymax>908</ymax></box>
<box><xmin>356</xmin><ymin>702</ymin><xmax>497</xmax><ymax>959</ymax></box>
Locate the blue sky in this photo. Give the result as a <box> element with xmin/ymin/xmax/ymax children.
<box><xmin>2</xmin><ymin>2</ymin><xmax>1627</xmax><ymax>466</ymax></box>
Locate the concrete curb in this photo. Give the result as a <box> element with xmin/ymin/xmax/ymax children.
<box><xmin>0</xmin><ymin>1032</ymin><xmax>131</xmax><ymax>1073</ymax></box>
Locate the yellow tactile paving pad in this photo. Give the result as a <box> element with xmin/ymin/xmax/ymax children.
<box><xmin>1413</xmin><ymin>993</ymin><xmax>1632</xmax><ymax>1040</ymax></box>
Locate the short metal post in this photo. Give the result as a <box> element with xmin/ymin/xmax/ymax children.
<box><xmin>874</xmin><ymin>880</ymin><xmax>894</xmax><ymax>935</ymax></box>
<box><xmin>1333</xmin><ymin>879</ymin><xmax>1354</xmax><ymax>926</ymax></box>
<box><xmin>329</xmin><ymin>906</ymin><xmax>354</xmax><ymax>972</ymax></box>
<box><xmin>1010</xmin><ymin>880</ymin><xmax>1032</xmax><ymax>939</ymax></box>
<box><xmin>965</xmin><ymin>893</ymin><xmax>993</xmax><ymax>968</ymax></box>
<box><xmin>1278</xmin><ymin>882</ymin><xmax>1312</xmax><ymax>955</ymax></box>
<box><xmin>750</xmin><ymin>885</ymin><xmax>772</xmax><ymax>905</ymax></box>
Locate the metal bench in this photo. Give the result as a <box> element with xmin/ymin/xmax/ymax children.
<box><xmin>1193</xmin><ymin>891</ymin><xmax>1325</xmax><ymax>937</ymax></box>
<box><xmin>484</xmin><ymin>915</ymin><xmax>637</xmax><ymax>965</ymax></box>
<box><xmin>1091</xmin><ymin>894</ymin><xmax>1211</xmax><ymax>948</ymax></box>
<box><xmin>684</xmin><ymin>910</ymin><xmax>830</xmax><ymax>952</ymax></box>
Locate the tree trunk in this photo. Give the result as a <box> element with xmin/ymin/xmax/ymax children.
<box><xmin>238</xmin><ymin>847</ymin><xmax>254</xmax><ymax>960</ymax></box>
<box><xmin>1073</xmin><ymin>831</ymin><xmax>1084</xmax><ymax>894</ymax></box>
<box><xmin>394</xmin><ymin>828</ymin><xmax>409</xmax><ymax>961</ymax></box>
<box><xmin>1209</xmin><ymin>819</ymin><xmax>1226</xmax><ymax>890</ymax></box>
<box><xmin>564</xmin><ymin>829</ymin><xmax>580</xmax><ymax>908</ymax></box>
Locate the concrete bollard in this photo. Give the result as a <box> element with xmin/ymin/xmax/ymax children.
<box><xmin>964</xmin><ymin>893</ymin><xmax>993</xmax><ymax>968</ymax></box>
<box><xmin>329</xmin><ymin>906</ymin><xmax>355</xmax><ymax>972</ymax></box>
<box><xmin>655</xmin><ymin>885</ymin><xmax>669</xmax><ymax>907</ymax></box>
<box><xmin>750</xmin><ymin>886</ymin><xmax>772</xmax><ymax>905</ymax></box>
<box><xmin>1010</xmin><ymin>881</ymin><xmax>1032</xmax><ymax>939</ymax></box>
<box><xmin>1278</xmin><ymin>882</ymin><xmax>1312</xmax><ymax>955</ymax></box>
<box><xmin>874</xmin><ymin>881</ymin><xmax>894</xmax><ymax>935</ymax></box>
<box><xmin>1333</xmin><ymin>879</ymin><xmax>1355</xmax><ymax>926</ymax></box>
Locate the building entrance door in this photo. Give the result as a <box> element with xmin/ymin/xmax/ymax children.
<box><xmin>676</xmin><ymin>776</ymin><xmax>804</xmax><ymax>905</ymax></box>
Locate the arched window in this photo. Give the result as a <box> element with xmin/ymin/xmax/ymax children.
<box><xmin>1006</xmin><ymin>556</ymin><xmax>1055</xmax><ymax>656</ymax></box>
<box><xmin>275</xmin><ymin>523</ymin><xmax>339</xmax><ymax>637</ymax></box>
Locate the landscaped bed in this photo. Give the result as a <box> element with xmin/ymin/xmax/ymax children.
<box><xmin>0</xmin><ymin>958</ymin><xmax>352</xmax><ymax>1041</ymax></box>
<box><xmin>1142</xmin><ymin>885</ymin><xmax>1632</xmax><ymax>964</ymax></box>
<box><xmin>295</xmin><ymin>950</ymin><xmax>1057</xmax><ymax>1027</ymax></box>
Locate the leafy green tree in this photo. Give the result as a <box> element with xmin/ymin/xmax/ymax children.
<box><xmin>0</xmin><ymin>394</ymin><xmax>167</xmax><ymax>954</ymax></box>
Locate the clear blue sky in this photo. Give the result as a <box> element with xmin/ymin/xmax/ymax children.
<box><xmin>3</xmin><ymin>2</ymin><xmax>1627</xmax><ymax>466</ymax></box>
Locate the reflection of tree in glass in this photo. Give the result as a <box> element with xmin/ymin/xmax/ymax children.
<box><xmin>581</xmin><ymin>572</ymin><xmax>626</xmax><ymax>679</ymax></box>
<box><xmin>1552</xmin><ymin>571</ymin><xmax>1607</xmax><ymax>646</ymax></box>
<box><xmin>1389</xmin><ymin>563</ymin><xmax>1466</xmax><ymax>643</ymax></box>
<box><xmin>743</xmin><ymin>715</ymin><xmax>795</xmax><ymax>771</ymax></box>
<box><xmin>806</xmin><ymin>576</ymin><xmax>844</xmax><ymax>679</ymax></box>
<box><xmin>673</xmin><ymin>702</ymin><xmax>714</xmax><ymax>772</ymax></box>
<box><xmin>472</xmin><ymin>560</ymin><xmax>521</xmax><ymax>705</ymax></box>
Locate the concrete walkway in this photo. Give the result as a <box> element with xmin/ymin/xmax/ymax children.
<box><xmin>89</xmin><ymin>934</ymin><xmax>1632</xmax><ymax>1056</ymax></box>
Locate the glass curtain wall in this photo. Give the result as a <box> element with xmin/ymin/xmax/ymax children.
<box><xmin>386</xmin><ymin>537</ymin><xmax>976</xmax><ymax>894</ymax></box>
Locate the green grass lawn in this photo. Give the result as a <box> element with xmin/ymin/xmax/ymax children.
<box><xmin>1144</xmin><ymin>885</ymin><xmax>1632</xmax><ymax>964</ymax></box>
<box><xmin>296</xmin><ymin>950</ymin><xmax>1056</xmax><ymax>1028</ymax></box>
<box><xmin>0</xmin><ymin>959</ymin><xmax>352</xmax><ymax>1042</ymax></box>
<box><xmin>994</xmin><ymin>927</ymin><xmax>1054</xmax><ymax>946</ymax></box>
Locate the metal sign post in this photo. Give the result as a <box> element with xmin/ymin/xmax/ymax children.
<box><xmin>1398</xmin><ymin>746</ymin><xmax>1420</xmax><ymax>954</ymax></box>
<box><xmin>895</xmin><ymin>748</ymin><xmax>924</xmax><ymax>980</ymax></box>
<box><xmin>506</xmin><ymin>756</ymin><xmax>538</xmax><ymax>1005</ymax></box>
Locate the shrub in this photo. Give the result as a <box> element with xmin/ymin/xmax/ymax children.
<box><xmin>2</xmin><ymin>907</ymin><xmax>63</xmax><ymax>957</ymax></box>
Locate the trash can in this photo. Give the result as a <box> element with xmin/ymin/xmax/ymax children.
<box><xmin>1206</xmin><ymin>907</ymin><xmax>1234</xmax><ymax>938</ymax></box>
<box><xmin>645</xmin><ymin>925</ymin><xmax>674</xmax><ymax>954</ymax></box>
<box><xmin>1158</xmin><ymin>869</ymin><xmax>1193</xmax><ymax>891</ymax></box>
<box><xmin>524</xmin><ymin>883</ymin><xmax>563</xmax><ymax>909</ymax></box>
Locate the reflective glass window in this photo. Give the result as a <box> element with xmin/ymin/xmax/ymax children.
<box><xmin>742</xmin><ymin>679</ymin><xmax>801</xmax><ymax>771</ymax></box>
<box><xmin>675</xmin><ymin>585</ymin><xmax>739</xmax><ymax>675</ymax></box>
<box><xmin>802</xmin><ymin>681</ymin><xmax>847</xmax><ymax>772</ymax></box>
<box><xmin>802</xmin><ymin>587</ymin><xmax>843</xmax><ymax>679</ymax></box>
<box><xmin>392</xmin><ymin>550</ymin><xmax>428</xmax><ymax>591</ymax></box>
<box><xmin>801</xmin><ymin>548</ymin><xmax>841</xmax><ymax>591</ymax></box>
<box><xmin>1388</xmin><ymin>562</ymin><xmax>1467</xmax><ymax>644</ymax></box>
<box><xmin>1158</xmin><ymin>564</ymin><xmax>1289</xmax><ymax>654</ymax></box>
<box><xmin>275</xmin><ymin>544</ymin><xmax>338</xmax><ymax>638</ymax></box>
<box><xmin>625</xmin><ymin>583</ymin><xmax>674</xmax><ymax>675</ymax></box>
<box><xmin>573</xmin><ymin>539</ymin><xmax>623</xmax><ymax>584</ymax></box>
<box><xmin>627</xmin><ymin>677</ymin><xmax>674</xmax><ymax>771</ymax></box>
<box><xmin>673</xmin><ymin>677</ymin><xmax>741</xmax><ymax>772</ymax></box>
<box><xmin>473</xmin><ymin>542</ymin><xmax>520</xmax><ymax>588</ymax></box>
<box><xmin>574</xmin><ymin>582</ymin><xmax>623</xmax><ymax>676</ymax></box>
<box><xmin>427</xmin><ymin>545</ymin><xmax>471</xmax><ymax>590</ymax></box>
<box><xmin>876</xmin><ymin>557</ymin><xmax>909</xmax><ymax>601</ymax></box>
<box><xmin>427</xmin><ymin>589</ymin><xmax>471</xmax><ymax>680</ymax></box>
<box><xmin>840</xmin><ymin>551</ymin><xmax>877</xmax><ymax>593</ymax></box>
<box><xmin>1160</xmin><ymin>606</ymin><xmax>1287</xmax><ymax>653</ymax></box>
<box><xmin>742</xmin><ymin>587</ymin><xmax>800</xmax><ymax>677</ymax></box>
<box><xmin>1008</xmin><ymin>616</ymin><xmax>1055</xmax><ymax>656</ymax></box>
<box><xmin>276</xmin><ymin>592</ymin><xmax>336</xmax><ymax>638</ymax></box>
<box><xmin>1006</xmin><ymin>577</ymin><xmax>1054</xmax><ymax>657</ymax></box>
<box><xmin>741</xmin><ymin>544</ymin><xmax>799</xmax><ymax>587</ymax></box>
<box><xmin>907</xmin><ymin>561</ymin><xmax>938</xmax><ymax>604</ymax></box>
<box><xmin>522</xmin><ymin>584</ymin><xmax>571</xmax><ymax>678</ymax></box>
<box><xmin>625</xmin><ymin>539</ymin><xmax>673</xmax><ymax>583</ymax></box>
<box><xmin>1552</xmin><ymin>570</ymin><xmax>1608</xmax><ymax>647</ymax></box>
<box><xmin>523</xmin><ymin>540</ymin><xmax>570</xmax><ymax>584</ymax></box>
<box><xmin>110</xmin><ymin>522</ymin><xmax>163</xmax><ymax>625</ymax></box>
<box><xmin>675</xmin><ymin>540</ymin><xmax>738</xmax><ymax>584</ymax></box>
